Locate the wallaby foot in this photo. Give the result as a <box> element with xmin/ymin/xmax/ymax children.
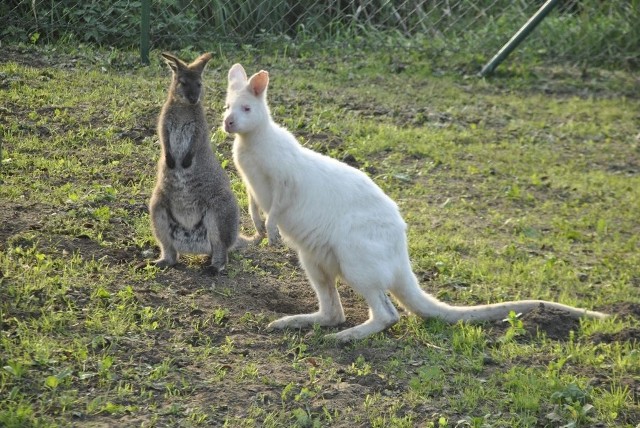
<box><xmin>134</xmin><ymin>257</ymin><xmax>177</xmax><ymax>270</ymax></box>
<box><xmin>208</xmin><ymin>247</ymin><xmax>228</xmax><ymax>275</ymax></box>
<box><xmin>204</xmin><ymin>264</ymin><xmax>223</xmax><ymax>275</ymax></box>
<box><xmin>326</xmin><ymin>319</ymin><xmax>396</xmax><ymax>342</ymax></box>
<box><xmin>267</xmin><ymin>311</ymin><xmax>346</xmax><ymax>331</ymax></box>
<box><xmin>152</xmin><ymin>258</ymin><xmax>177</xmax><ymax>268</ymax></box>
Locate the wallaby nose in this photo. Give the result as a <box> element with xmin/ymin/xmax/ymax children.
<box><xmin>224</xmin><ymin>116</ymin><xmax>234</xmax><ymax>132</ymax></box>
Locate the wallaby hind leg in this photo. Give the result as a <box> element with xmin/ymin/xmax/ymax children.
<box><xmin>208</xmin><ymin>245</ymin><xmax>228</xmax><ymax>275</ymax></box>
<box><xmin>150</xmin><ymin>204</ymin><xmax>178</xmax><ymax>267</ymax></box>
<box><xmin>202</xmin><ymin>210</ymin><xmax>228</xmax><ymax>274</ymax></box>
<box><xmin>327</xmin><ymin>261</ymin><xmax>401</xmax><ymax>341</ymax></box>
<box><xmin>329</xmin><ymin>289</ymin><xmax>399</xmax><ymax>342</ymax></box>
<box><xmin>268</xmin><ymin>251</ymin><xmax>345</xmax><ymax>330</ymax></box>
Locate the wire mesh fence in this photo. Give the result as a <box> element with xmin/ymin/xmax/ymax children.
<box><xmin>2</xmin><ymin>1</ymin><xmax>639</xmax><ymax>70</ymax></box>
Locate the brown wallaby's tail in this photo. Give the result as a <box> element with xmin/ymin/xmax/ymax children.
<box><xmin>232</xmin><ymin>233</ymin><xmax>264</xmax><ymax>250</ymax></box>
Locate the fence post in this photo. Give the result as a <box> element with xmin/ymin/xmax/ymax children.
<box><xmin>140</xmin><ymin>0</ymin><xmax>151</xmax><ymax>65</ymax></box>
<box><xmin>479</xmin><ymin>0</ymin><xmax>559</xmax><ymax>77</ymax></box>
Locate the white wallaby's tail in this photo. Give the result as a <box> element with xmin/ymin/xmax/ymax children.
<box><xmin>391</xmin><ymin>270</ymin><xmax>608</xmax><ymax>323</ymax></box>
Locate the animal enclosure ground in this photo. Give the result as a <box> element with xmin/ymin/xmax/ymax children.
<box><xmin>1</xmin><ymin>45</ymin><xmax>639</xmax><ymax>427</ymax></box>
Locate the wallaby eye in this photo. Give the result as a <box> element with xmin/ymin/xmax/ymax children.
<box><xmin>242</xmin><ymin>105</ymin><xmax>251</xmax><ymax>112</ymax></box>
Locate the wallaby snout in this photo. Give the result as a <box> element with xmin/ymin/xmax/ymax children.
<box><xmin>223</xmin><ymin>115</ymin><xmax>235</xmax><ymax>133</ymax></box>
<box><xmin>185</xmin><ymin>91</ymin><xmax>201</xmax><ymax>105</ymax></box>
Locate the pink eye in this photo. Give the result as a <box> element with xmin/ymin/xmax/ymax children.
<box><xmin>242</xmin><ymin>105</ymin><xmax>251</xmax><ymax>112</ymax></box>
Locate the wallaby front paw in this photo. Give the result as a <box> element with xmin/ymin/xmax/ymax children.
<box><xmin>253</xmin><ymin>220</ymin><xmax>266</xmax><ymax>236</ymax></box>
<box><xmin>267</xmin><ymin>234</ymin><xmax>281</xmax><ymax>246</ymax></box>
<box><xmin>266</xmin><ymin>227</ymin><xmax>281</xmax><ymax>246</ymax></box>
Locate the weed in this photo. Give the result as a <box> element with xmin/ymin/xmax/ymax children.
<box><xmin>547</xmin><ymin>383</ymin><xmax>595</xmax><ymax>427</ymax></box>
<box><xmin>409</xmin><ymin>366</ymin><xmax>445</xmax><ymax>397</ymax></box>
<box><xmin>347</xmin><ymin>355</ymin><xmax>372</xmax><ymax>377</ymax></box>
<box><xmin>452</xmin><ymin>322</ymin><xmax>486</xmax><ymax>357</ymax></box>
<box><xmin>500</xmin><ymin>310</ymin><xmax>526</xmax><ymax>343</ymax></box>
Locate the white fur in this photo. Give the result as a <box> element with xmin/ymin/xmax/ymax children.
<box><xmin>223</xmin><ymin>64</ymin><xmax>607</xmax><ymax>342</ymax></box>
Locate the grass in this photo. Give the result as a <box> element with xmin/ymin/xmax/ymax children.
<box><xmin>1</xmin><ymin>43</ymin><xmax>639</xmax><ymax>427</ymax></box>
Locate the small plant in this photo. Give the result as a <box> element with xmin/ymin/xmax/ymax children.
<box><xmin>409</xmin><ymin>366</ymin><xmax>444</xmax><ymax>397</ymax></box>
<box><xmin>91</xmin><ymin>206</ymin><xmax>111</xmax><ymax>222</ymax></box>
<box><xmin>290</xmin><ymin>407</ymin><xmax>322</xmax><ymax>428</ymax></box>
<box><xmin>3</xmin><ymin>361</ymin><xmax>29</xmax><ymax>379</ymax></box>
<box><xmin>238</xmin><ymin>362</ymin><xmax>259</xmax><ymax>380</ymax></box>
<box><xmin>98</xmin><ymin>355</ymin><xmax>114</xmax><ymax>382</ymax></box>
<box><xmin>546</xmin><ymin>383</ymin><xmax>594</xmax><ymax>427</ymax></box>
<box><xmin>219</xmin><ymin>336</ymin><xmax>235</xmax><ymax>355</ymax></box>
<box><xmin>452</xmin><ymin>322</ymin><xmax>486</xmax><ymax>356</ymax></box>
<box><xmin>347</xmin><ymin>355</ymin><xmax>372</xmax><ymax>377</ymax></box>
<box><xmin>500</xmin><ymin>310</ymin><xmax>526</xmax><ymax>342</ymax></box>
<box><xmin>212</xmin><ymin>307</ymin><xmax>229</xmax><ymax>326</ymax></box>
<box><xmin>44</xmin><ymin>368</ymin><xmax>72</xmax><ymax>390</ymax></box>
<box><xmin>149</xmin><ymin>358</ymin><xmax>172</xmax><ymax>381</ymax></box>
<box><xmin>424</xmin><ymin>415</ymin><xmax>449</xmax><ymax>428</ymax></box>
<box><xmin>187</xmin><ymin>407</ymin><xmax>209</xmax><ymax>425</ymax></box>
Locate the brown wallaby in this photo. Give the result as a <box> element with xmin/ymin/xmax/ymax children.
<box><xmin>148</xmin><ymin>52</ymin><xmax>247</xmax><ymax>273</ymax></box>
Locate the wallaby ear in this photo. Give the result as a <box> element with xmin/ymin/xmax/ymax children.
<box><xmin>190</xmin><ymin>52</ymin><xmax>213</xmax><ymax>73</ymax></box>
<box><xmin>248</xmin><ymin>70</ymin><xmax>269</xmax><ymax>97</ymax></box>
<box><xmin>228</xmin><ymin>63</ymin><xmax>248</xmax><ymax>83</ymax></box>
<box><xmin>161</xmin><ymin>52</ymin><xmax>185</xmax><ymax>73</ymax></box>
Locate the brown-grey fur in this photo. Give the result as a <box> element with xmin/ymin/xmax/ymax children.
<box><xmin>149</xmin><ymin>52</ymin><xmax>243</xmax><ymax>273</ymax></box>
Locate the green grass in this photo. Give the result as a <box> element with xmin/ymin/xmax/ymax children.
<box><xmin>1</xmin><ymin>44</ymin><xmax>639</xmax><ymax>427</ymax></box>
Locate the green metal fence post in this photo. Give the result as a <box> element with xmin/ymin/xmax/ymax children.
<box><xmin>479</xmin><ymin>0</ymin><xmax>559</xmax><ymax>77</ymax></box>
<box><xmin>140</xmin><ymin>0</ymin><xmax>151</xmax><ymax>65</ymax></box>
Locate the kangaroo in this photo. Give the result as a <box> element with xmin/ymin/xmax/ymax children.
<box><xmin>223</xmin><ymin>63</ymin><xmax>607</xmax><ymax>342</ymax></box>
<box><xmin>148</xmin><ymin>52</ymin><xmax>246</xmax><ymax>273</ymax></box>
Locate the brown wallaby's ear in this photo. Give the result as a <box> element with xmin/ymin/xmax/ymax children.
<box><xmin>190</xmin><ymin>52</ymin><xmax>213</xmax><ymax>72</ymax></box>
<box><xmin>248</xmin><ymin>70</ymin><xmax>269</xmax><ymax>97</ymax></box>
<box><xmin>161</xmin><ymin>52</ymin><xmax>185</xmax><ymax>73</ymax></box>
<box><xmin>228</xmin><ymin>63</ymin><xmax>248</xmax><ymax>83</ymax></box>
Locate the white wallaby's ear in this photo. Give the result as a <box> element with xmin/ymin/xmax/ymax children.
<box><xmin>248</xmin><ymin>70</ymin><xmax>269</xmax><ymax>97</ymax></box>
<box><xmin>228</xmin><ymin>63</ymin><xmax>247</xmax><ymax>83</ymax></box>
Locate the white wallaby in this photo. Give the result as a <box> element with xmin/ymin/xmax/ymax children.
<box><xmin>223</xmin><ymin>63</ymin><xmax>607</xmax><ymax>342</ymax></box>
